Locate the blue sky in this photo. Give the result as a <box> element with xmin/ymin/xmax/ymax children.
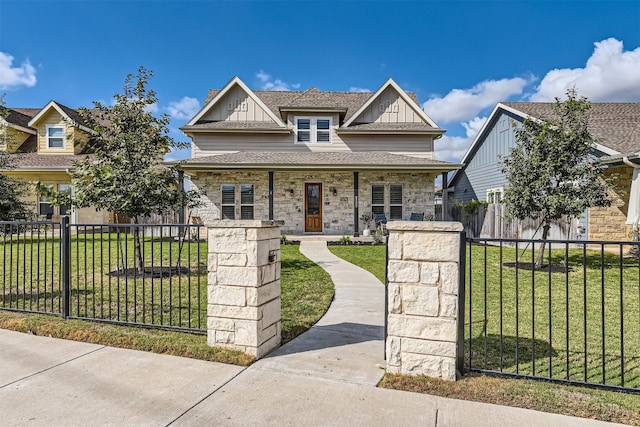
<box><xmin>1</xmin><ymin>0</ymin><xmax>639</xmax><ymax>163</ymax></box>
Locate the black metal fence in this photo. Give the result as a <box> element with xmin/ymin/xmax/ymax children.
<box><xmin>463</xmin><ymin>235</ymin><xmax>640</xmax><ymax>393</ymax></box>
<box><xmin>0</xmin><ymin>217</ymin><xmax>207</xmax><ymax>333</ymax></box>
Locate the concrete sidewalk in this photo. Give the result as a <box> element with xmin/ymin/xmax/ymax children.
<box><xmin>0</xmin><ymin>241</ymin><xmax>625</xmax><ymax>426</ymax></box>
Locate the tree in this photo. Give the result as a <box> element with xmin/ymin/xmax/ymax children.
<box><xmin>45</xmin><ymin>67</ymin><xmax>200</xmax><ymax>273</ymax></box>
<box><xmin>0</xmin><ymin>96</ymin><xmax>33</xmax><ymax>221</ymax></box>
<box><xmin>501</xmin><ymin>88</ymin><xmax>612</xmax><ymax>268</ymax></box>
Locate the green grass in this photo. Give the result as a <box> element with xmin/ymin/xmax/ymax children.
<box><xmin>329</xmin><ymin>244</ymin><xmax>640</xmax><ymax>425</ymax></box>
<box><xmin>280</xmin><ymin>245</ymin><xmax>334</xmax><ymax>342</ymax></box>
<box><xmin>328</xmin><ymin>245</ymin><xmax>386</xmax><ymax>283</ymax></box>
<box><xmin>0</xmin><ymin>238</ymin><xmax>334</xmax><ymax>363</ymax></box>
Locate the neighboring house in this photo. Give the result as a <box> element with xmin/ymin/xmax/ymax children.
<box><xmin>178</xmin><ymin>76</ymin><xmax>461</xmax><ymax>235</ymax></box>
<box><xmin>0</xmin><ymin>101</ymin><xmax>110</xmax><ymax>223</ymax></box>
<box><xmin>447</xmin><ymin>102</ymin><xmax>640</xmax><ymax>241</ymax></box>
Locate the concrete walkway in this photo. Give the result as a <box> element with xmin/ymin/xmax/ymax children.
<box><xmin>0</xmin><ymin>241</ymin><xmax>625</xmax><ymax>426</ymax></box>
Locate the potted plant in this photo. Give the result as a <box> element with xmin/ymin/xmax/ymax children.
<box><xmin>360</xmin><ymin>213</ymin><xmax>373</xmax><ymax>236</ymax></box>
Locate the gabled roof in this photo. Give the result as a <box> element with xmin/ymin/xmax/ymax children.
<box><xmin>502</xmin><ymin>102</ymin><xmax>640</xmax><ymax>154</ymax></box>
<box><xmin>450</xmin><ymin>102</ymin><xmax>640</xmax><ymax>185</ymax></box>
<box><xmin>184</xmin><ymin>76</ymin><xmax>442</xmax><ymax>135</ymax></box>
<box><xmin>27</xmin><ymin>100</ymin><xmax>93</xmax><ymax>133</ymax></box>
<box><xmin>186</xmin><ymin>76</ymin><xmax>287</xmax><ymax>128</ymax></box>
<box><xmin>1</xmin><ymin>107</ymin><xmax>37</xmax><ymax>135</ymax></box>
<box><xmin>342</xmin><ymin>78</ymin><xmax>439</xmax><ymax>129</ymax></box>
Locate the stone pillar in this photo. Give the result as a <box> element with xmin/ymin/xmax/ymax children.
<box><xmin>206</xmin><ymin>220</ymin><xmax>281</xmax><ymax>358</ymax></box>
<box><xmin>386</xmin><ymin>221</ymin><xmax>463</xmax><ymax>380</ymax></box>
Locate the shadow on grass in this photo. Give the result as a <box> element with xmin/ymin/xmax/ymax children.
<box><xmin>467</xmin><ymin>333</ymin><xmax>557</xmax><ymax>371</ymax></box>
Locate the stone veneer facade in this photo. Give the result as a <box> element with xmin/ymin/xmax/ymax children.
<box><xmin>206</xmin><ymin>220</ymin><xmax>281</xmax><ymax>358</ymax></box>
<box><xmin>588</xmin><ymin>165</ymin><xmax>634</xmax><ymax>242</ymax></box>
<box><xmin>191</xmin><ymin>170</ymin><xmax>435</xmax><ymax>235</ymax></box>
<box><xmin>386</xmin><ymin>221</ymin><xmax>463</xmax><ymax>380</ymax></box>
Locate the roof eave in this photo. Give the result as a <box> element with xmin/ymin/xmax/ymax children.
<box><xmin>180</xmin><ymin>126</ymin><xmax>292</xmax><ymax>135</ymax></box>
<box><xmin>175</xmin><ymin>162</ymin><xmax>462</xmax><ymax>172</ymax></box>
<box><xmin>337</xmin><ymin>128</ymin><xmax>446</xmax><ymax>135</ymax></box>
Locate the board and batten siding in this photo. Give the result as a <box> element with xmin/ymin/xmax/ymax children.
<box><xmin>452</xmin><ymin>111</ymin><xmax>521</xmax><ymax>204</ymax></box>
<box><xmin>201</xmin><ymin>85</ymin><xmax>275</xmax><ymax>123</ymax></box>
<box><xmin>356</xmin><ymin>87</ymin><xmax>424</xmax><ymax>124</ymax></box>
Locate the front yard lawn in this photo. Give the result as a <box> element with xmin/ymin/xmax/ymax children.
<box><xmin>329</xmin><ymin>244</ymin><xmax>640</xmax><ymax>426</ymax></box>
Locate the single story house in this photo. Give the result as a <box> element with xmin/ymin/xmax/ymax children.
<box><xmin>177</xmin><ymin>76</ymin><xmax>461</xmax><ymax>235</ymax></box>
<box><xmin>447</xmin><ymin>102</ymin><xmax>640</xmax><ymax>241</ymax></box>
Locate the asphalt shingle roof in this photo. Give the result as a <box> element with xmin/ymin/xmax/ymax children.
<box><xmin>10</xmin><ymin>152</ymin><xmax>89</xmax><ymax>169</ymax></box>
<box><xmin>503</xmin><ymin>102</ymin><xmax>640</xmax><ymax>154</ymax></box>
<box><xmin>201</xmin><ymin>87</ymin><xmax>428</xmax><ymax>128</ymax></box>
<box><xmin>181</xmin><ymin>151</ymin><xmax>459</xmax><ymax>170</ymax></box>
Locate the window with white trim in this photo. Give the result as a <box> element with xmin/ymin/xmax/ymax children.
<box><xmin>389</xmin><ymin>184</ymin><xmax>403</xmax><ymax>220</ymax></box>
<box><xmin>486</xmin><ymin>187</ymin><xmax>504</xmax><ymax>204</ymax></box>
<box><xmin>221</xmin><ymin>184</ymin><xmax>235</xmax><ymax>219</ymax></box>
<box><xmin>46</xmin><ymin>125</ymin><xmax>65</xmax><ymax>149</ymax></box>
<box><xmin>295</xmin><ymin>117</ymin><xmax>332</xmax><ymax>144</ymax></box>
<box><xmin>240</xmin><ymin>184</ymin><xmax>254</xmax><ymax>220</ymax></box>
<box><xmin>59</xmin><ymin>184</ymin><xmax>72</xmax><ymax>216</ymax></box>
<box><xmin>39</xmin><ymin>184</ymin><xmax>54</xmax><ymax>216</ymax></box>
<box><xmin>371</xmin><ymin>185</ymin><xmax>385</xmax><ymax>215</ymax></box>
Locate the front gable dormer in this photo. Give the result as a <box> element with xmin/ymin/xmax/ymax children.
<box><xmin>28</xmin><ymin>101</ymin><xmax>92</xmax><ymax>155</ymax></box>
<box><xmin>184</xmin><ymin>77</ymin><xmax>289</xmax><ymax>134</ymax></box>
<box><xmin>340</xmin><ymin>78</ymin><xmax>443</xmax><ymax>135</ymax></box>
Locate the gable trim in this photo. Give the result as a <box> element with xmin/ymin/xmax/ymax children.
<box><xmin>186</xmin><ymin>76</ymin><xmax>287</xmax><ymax>128</ymax></box>
<box><xmin>342</xmin><ymin>78</ymin><xmax>440</xmax><ymax>129</ymax></box>
<box><xmin>0</xmin><ymin>117</ymin><xmax>36</xmax><ymax>135</ymax></box>
<box><xmin>27</xmin><ymin>101</ymin><xmax>93</xmax><ymax>134</ymax></box>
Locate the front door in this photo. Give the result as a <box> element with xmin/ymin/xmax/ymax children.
<box><xmin>305</xmin><ymin>183</ymin><xmax>322</xmax><ymax>232</ymax></box>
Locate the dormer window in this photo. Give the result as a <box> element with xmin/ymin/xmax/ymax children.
<box><xmin>47</xmin><ymin>125</ymin><xmax>65</xmax><ymax>149</ymax></box>
<box><xmin>295</xmin><ymin>117</ymin><xmax>332</xmax><ymax>144</ymax></box>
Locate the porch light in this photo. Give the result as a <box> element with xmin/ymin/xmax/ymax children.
<box><xmin>289</xmin><ymin>189</ymin><xmax>294</xmax><ymax>196</ymax></box>
<box><xmin>332</xmin><ymin>188</ymin><xmax>337</xmax><ymax>196</ymax></box>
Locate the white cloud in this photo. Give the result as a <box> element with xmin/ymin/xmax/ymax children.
<box><xmin>435</xmin><ymin>116</ymin><xmax>487</xmax><ymax>163</ymax></box>
<box><xmin>144</xmin><ymin>102</ymin><xmax>159</xmax><ymax>114</ymax></box>
<box><xmin>349</xmin><ymin>87</ymin><xmax>371</xmax><ymax>93</ymax></box>
<box><xmin>167</xmin><ymin>96</ymin><xmax>201</xmax><ymax>120</ymax></box>
<box><xmin>255</xmin><ymin>70</ymin><xmax>300</xmax><ymax>91</ymax></box>
<box><xmin>423</xmin><ymin>77</ymin><xmax>530</xmax><ymax>124</ymax></box>
<box><xmin>531</xmin><ymin>38</ymin><xmax>640</xmax><ymax>102</ymax></box>
<box><xmin>0</xmin><ymin>52</ymin><xmax>36</xmax><ymax>89</ymax></box>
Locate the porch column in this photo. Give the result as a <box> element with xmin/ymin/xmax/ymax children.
<box><xmin>268</xmin><ymin>171</ymin><xmax>274</xmax><ymax>221</ymax></box>
<box><xmin>353</xmin><ymin>171</ymin><xmax>359</xmax><ymax>237</ymax></box>
<box><xmin>441</xmin><ymin>172</ymin><xmax>449</xmax><ymax>221</ymax></box>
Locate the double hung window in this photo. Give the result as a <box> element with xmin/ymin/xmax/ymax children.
<box><xmin>295</xmin><ymin>117</ymin><xmax>332</xmax><ymax>144</ymax></box>
<box><xmin>47</xmin><ymin>125</ymin><xmax>65</xmax><ymax>149</ymax></box>
<box><xmin>221</xmin><ymin>184</ymin><xmax>255</xmax><ymax>220</ymax></box>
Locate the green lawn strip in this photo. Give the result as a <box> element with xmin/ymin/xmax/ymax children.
<box><xmin>380</xmin><ymin>373</ymin><xmax>640</xmax><ymax>426</ymax></box>
<box><xmin>329</xmin><ymin>244</ymin><xmax>640</xmax><ymax>423</ymax></box>
<box><xmin>328</xmin><ymin>245</ymin><xmax>386</xmax><ymax>283</ymax></box>
<box><xmin>280</xmin><ymin>245</ymin><xmax>335</xmax><ymax>343</ymax></box>
<box><xmin>0</xmin><ymin>243</ymin><xmax>334</xmax><ymax>364</ymax></box>
<box><xmin>0</xmin><ymin>311</ymin><xmax>254</xmax><ymax>366</ymax></box>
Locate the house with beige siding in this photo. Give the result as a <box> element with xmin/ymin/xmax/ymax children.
<box><xmin>178</xmin><ymin>76</ymin><xmax>461</xmax><ymax>235</ymax></box>
<box><xmin>0</xmin><ymin>101</ymin><xmax>110</xmax><ymax>223</ymax></box>
<box><xmin>447</xmin><ymin>102</ymin><xmax>640</xmax><ymax>241</ymax></box>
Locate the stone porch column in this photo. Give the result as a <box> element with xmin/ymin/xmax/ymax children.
<box><xmin>206</xmin><ymin>220</ymin><xmax>281</xmax><ymax>358</ymax></box>
<box><xmin>386</xmin><ymin>221</ymin><xmax>464</xmax><ymax>380</ymax></box>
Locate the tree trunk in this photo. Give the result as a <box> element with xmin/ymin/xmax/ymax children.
<box><xmin>132</xmin><ymin>216</ymin><xmax>144</xmax><ymax>274</ymax></box>
<box><xmin>535</xmin><ymin>223</ymin><xmax>550</xmax><ymax>269</ymax></box>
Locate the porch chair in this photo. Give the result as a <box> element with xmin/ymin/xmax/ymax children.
<box><xmin>374</xmin><ymin>213</ymin><xmax>388</xmax><ymax>234</ymax></box>
<box><xmin>410</xmin><ymin>212</ymin><xmax>424</xmax><ymax>221</ymax></box>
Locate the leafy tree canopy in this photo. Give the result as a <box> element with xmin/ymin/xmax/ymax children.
<box><xmin>501</xmin><ymin>88</ymin><xmax>613</xmax><ymax>267</ymax></box>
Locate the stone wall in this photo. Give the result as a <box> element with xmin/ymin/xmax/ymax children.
<box><xmin>206</xmin><ymin>220</ymin><xmax>281</xmax><ymax>358</ymax></box>
<box><xmin>191</xmin><ymin>170</ymin><xmax>435</xmax><ymax>235</ymax></box>
<box><xmin>589</xmin><ymin>165</ymin><xmax>633</xmax><ymax>242</ymax></box>
<box><xmin>386</xmin><ymin>221</ymin><xmax>463</xmax><ymax>380</ymax></box>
